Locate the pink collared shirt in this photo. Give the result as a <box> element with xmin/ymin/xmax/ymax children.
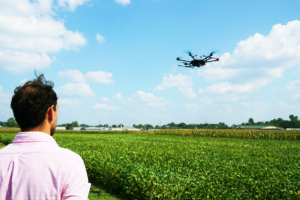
<box><xmin>0</xmin><ymin>132</ymin><xmax>91</xmax><ymax>200</ymax></box>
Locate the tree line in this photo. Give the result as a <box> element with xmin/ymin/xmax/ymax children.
<box><xmin>1</xmin><ymin>114</ymin><xmax>299</xmax><ymax>129</ymax></box>
<box><xmin>242</xmin><ymin>115</ymin><xmax>300</xmax><ymax>128</ymax></box>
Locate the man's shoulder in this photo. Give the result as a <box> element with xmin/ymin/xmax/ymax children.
<box><xmin>0</xmin><ymin>143</ymin><xmax>82</xmax><ymax>162</ymax></box>
<box><xmin>55</xmin><ymin>146</ymin><xmax>82</xmax><ymax>161</ymax></box>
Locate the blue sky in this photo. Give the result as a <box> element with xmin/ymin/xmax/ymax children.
<box><xmin>0</xmin><ymin>0</ymin><xmax>300</xmax><ymax>126</ymax></box>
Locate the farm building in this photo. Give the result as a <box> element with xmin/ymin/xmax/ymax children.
<box><xmin>122</xmin><ymin>127</ymin><xmax>140</xmax><ymax>131</ymax></box>
<box><xmin>83</xmin><ymin>127</ymin><xmax>103</xmax><ymax>131</ymax></box>
<box><xmin>236</xmin><ymin>125</ymin><xmax>279</xmax><ymax>130</ymax></box>
<box><xmin>68</xmin><ymin>127</ymin><xmax>83</xmax><ymax>130</ymax></box>
<box><xmin>56</xmin><ymin>127</ymin><xmax>66</xmax><ymax>130</ymax></box>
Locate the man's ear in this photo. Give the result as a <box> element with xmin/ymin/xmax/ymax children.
<box><xmin>47</xmin><ymin>105</ymin><xmax>54</xmax><ymax>122</ymax></box>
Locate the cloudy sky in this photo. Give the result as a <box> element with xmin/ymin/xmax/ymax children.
<box><xmin>0</xmin><ymin>0</ymin><xmax>300</xmax><ymax>126</ymax></box>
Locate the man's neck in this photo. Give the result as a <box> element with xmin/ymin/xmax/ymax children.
<box><xmin>22</xmin><ymin>126</ymin><xmax>51</xmax><ymax>136</ymax></box>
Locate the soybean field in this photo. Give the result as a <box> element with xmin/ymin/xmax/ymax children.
<box><xmin>1</xmin><ymin>130</ymin><xmax>300</xmax><ymax>199</ymax></box>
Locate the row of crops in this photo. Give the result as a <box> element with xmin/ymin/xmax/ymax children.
<box><xmin>1</xmin><ymin>129</ymin><xmax>300</xmax><ymax>199</ymax></box>
<box><xmin>2</xmin><ymin>128</ymin><xmax>300</xmax><ymax>140</ymax></box>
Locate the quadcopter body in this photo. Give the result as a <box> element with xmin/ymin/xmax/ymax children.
<box><xmin>177</xmin><ymin>52</ymin><xmax>219</xmax><ymax>68</ymax></box>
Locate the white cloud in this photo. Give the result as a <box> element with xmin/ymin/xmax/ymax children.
<box><xmin>154</xmin><ymin>73</ymin><xmax>193</xmax><ymax>90</ymax></box>
<box><xmin>58</xmin><ymin>0</ymin><xmax>90</xmax><ymax>11</ymax></box>
<box><xmin>93</xmin><ymin>103</ymin><xmax>122</xmax><ymax>111</ymax></box>
<box><xmin>58</xmin><ymin>98</ymin><xmax>82</xmax><ymax>107</ymax></box>
<box><xmin>101</xmin><ymin>97</ymin><xmax>110</xmax><ymax>102</ymax></box>
<box><xmin>128</xmin><ymin>112</ymin><xmax>137</xmax><ymax>117</ymax></box>
<box><xmin>154</xmin><ymin>73</ymin><xmax>196</xmax><ymax>98</ymax></box>
<box><xmin>86</xmin><ymin>71</ymin><xmax>114</xmax><ymax>84</ymax></box>
<box><xmin>240</xmin><ymin>102</ymin><xmax>268</xmax><ymax>107</ymax></box>
<box><xmin>198</xmin><ymin>88</ymin><xmax>204</xmax><ymax>93</ymax></box>
<box><xmin>286</xmin><ymin>78</ymin><xmax>300</xmax><ymax>100</ymax></box>
<box><xmin>95</xmin><ymin>33</ymin><xmax>106</xmax><ymax>44</ymax></box>
<box><xmin>154</xmin><ymin>85</ymin><xmax>164</xmax><ymax>91</ymax></box>
<box><xmin>176</xmin><ymin>87</ymin><xmax>197</xmax><ymax>99</ymax></box>
<box><xmin>0</xmin><ymin>0</ymin><xmax>87</xmax><ymax>73</ymax></box>
<box><xmin>204</xmin><ymin>80</ymin><xmax>269</xmax><ymax>95</ymax></box>
<box><xmin>57</xmin><ymin>70</ymin><xmax>114</xmax><ymax>84</ymax></box>
<box><xmin>0</xmin><ymin>51</ymin><xmax>53</xmax><ymax>73</ymax></box>
<box><xmin>58</xmin><ymin>69</ymin><xmax>86</xmax><ymax>83</ymax></box>
<box><xmin>292</xmin><ymin>94</ymin><xmax>300</xmax><ymax>101</ymax></box>
<box><xmin>114</xmin><ymin>0</ymin><xmax>130</xmax><ymax>6</ymax></box>
<box><xmin>122</xmin><ymin>91</ymin><xmax>170</xmax><ymax>107</ymax></box>
<box><xmin>20</xmin><ymin>78</ymin><xmax>28</xmax><ymax>85</ymax></box>
<box><xmin>225</xmin><ymin>108</ymin><xmax>233</xmax><ymax>113</ymax></box>
<box><xmin>113</xmin><ymin>93</ymin><xmax>124</xmax><ymax>100</ymax></box>
<box><xmin>56</xmin><ymin>83</ymin><xmax>95</xmax><ymax>97</ymax></box>
<box><xmin>240</xmin><ymin>102</ymin><xmax>251</xmax><ymax>106</ymax></box>
<box><xmin>197</xmin><ymin>20</ymin><xmax>300</xmax><ymax>95</ymax></box>
<box><xmin>287</xmin><ymin>78</ymin><xmax>300</xmax><ymax>90</ymax></box>
<box><xmin>199</xmin><ymin>96</ymin><xmax>213</xmax><ymax>104</ymax></box>
<box><xmin>278</xmin><ymin>101</ymin><xmax>300</xmax><ymax>109</ymax></box>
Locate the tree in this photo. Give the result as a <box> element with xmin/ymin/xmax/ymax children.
<box><xmin>7</xmin><ymin>117</ymin><xmax>18</xmax><ymax>127</ymax></box>
<box><xmin>289</xmin><ymin>115</ymin><xmax>295</xmax><ymax>121</ymax></box>
<box><xmin>71</xmin><ymin>121</ymin><xmax>79</xmax><ymax>127</ymax></box>
<box><xmin>248</xmin><ymin>118</ymin><xmax>254</xmax><ymax>125</ymax></box>
<box><xmin>168</xmin><ymin>122</ymin><xmax>175</xmax><ymax>129</ymax></box>
<box><xmin>178</xmin><ymin>122</ymin><xmax>186</xmax><ymax>129</ymax></box>
<box><xmin>112</xmin><ymin>124</ymin><xmax>117</xmax><ymax>128</ymax></box>
<box><xmin>118</xmin><ymin>124</ymin><xmax>124</xmax><ymax>128</ymax></box>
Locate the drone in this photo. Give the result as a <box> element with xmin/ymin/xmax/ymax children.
<box><xmin>177</xmin><ymin>52</ymin><xmax>219</xmax><ymax>68</ymax></box>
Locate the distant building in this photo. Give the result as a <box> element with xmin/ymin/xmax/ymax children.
<box><xmin>236</xmin><ymin>125</ymin><xmax>279</xmax><ymax>130</ymax></box>
<box><xmin>84</xmin><ymin>127</ymin><xmax>103</xmax><ymax>131</ymax></box>
<box><xmin>148</xmin><ymin>129</ymin><xmax>160</xmax><ymax>131</ymax></box>
<box><xmin>122</xmin><ymin>127</ymin><xmax>140</xmax><ymax>131</ymax></box>
<box><xmin>56</xmin><ymin>127</ymin><xmax>66</xmax><ymax>130</ymax></box>
<box><xmin>231</xmin><ymin>124</ymin><xmax>238</xmax><ymax>129</ymax></box>
<box><xmin>286</xmin><ymin>128</ymin><xmax>300</xmax><ymax>130</ymax></box>
<box><xmin>68</xmin><ymin>127</ymin><xmax>82</xmax><ymax>130</ymax></box>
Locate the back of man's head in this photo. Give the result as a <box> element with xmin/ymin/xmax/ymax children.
<box><xmin>11</xmin><ymin>73</ymin><xmax>58</xmax><ymax>131</ymax></box>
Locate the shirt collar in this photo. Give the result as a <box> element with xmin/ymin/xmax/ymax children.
<box><xmin>12</xmin><ymin>131</ymin><xmax>58</xmax><ymax>145</ymax></box>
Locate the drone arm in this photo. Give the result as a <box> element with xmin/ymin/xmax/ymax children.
<box><xmin>177</xmin><ymin>59</ymin><xmax>190</xmax><ymax>62</ymax></box>
<box><xmin>206</xmin><ymin>59</ymin><xmax>219</xmax><ymax>62</ymax></box>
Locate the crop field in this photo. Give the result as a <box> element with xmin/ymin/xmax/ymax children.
<box><xmin>3</xmin><ymin>128</ymin><xmax>300</xmax><ymax>140</ymax></box>
<box><xmin>1</xmin><ymin>129</ymin><xmax>300</xmax><ymax>199</ymax></box>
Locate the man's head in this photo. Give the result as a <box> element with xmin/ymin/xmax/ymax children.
<box><xmin>11</xmin><ymin>73</ymin><xmax>58</xmax><ymax>136</ymax></box>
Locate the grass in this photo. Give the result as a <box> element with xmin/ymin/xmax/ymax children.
<box><xmin>89</xmin><ymin>185</ymin><xmax>120</xmax><ymax>200</ymax></box>
<box><xmin>0</xmin><ymin>142</ymin><xmax>5</xmax><ymax>149</ymax></box>
<box><xmin>0</xmin><ymin>142</ymin><xmax>120</xmax><ymax>200</ymax></box>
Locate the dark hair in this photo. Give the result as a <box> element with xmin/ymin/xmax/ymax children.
<box><xmin>11</xmin><ymin>73</ymin><xmax>58</xmax><ymax>130</ymax></box>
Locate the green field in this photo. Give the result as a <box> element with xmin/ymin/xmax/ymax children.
<box><xmin>1</xmin><ymin>131</ymin><xmax>300</xmax><ymax>199</ymax></box>
<box><xmin>0</xmin><ymin>142</ymin><xmax>5</xmax><ymax>149</ymax></box>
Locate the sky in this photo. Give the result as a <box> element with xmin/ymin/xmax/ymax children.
<box><xmin>0</xmin><ymin>0</ymin><xmax>300</xmax><ymax>126</ymax></box>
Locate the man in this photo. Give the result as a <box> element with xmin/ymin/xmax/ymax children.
<box><xmin>0</xmin><ymin>73</ymin><xmax>91</xmax><ymax>199</ymax></box>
